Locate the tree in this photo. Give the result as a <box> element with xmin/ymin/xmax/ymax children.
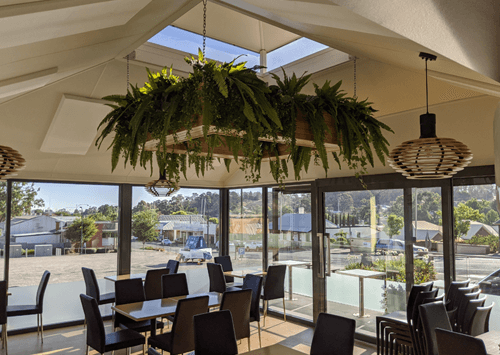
<box><xmin>98</xmin><ymin>204</ymin><xmax>118</xmax><ymax>220</ymax></box>
<box><xmin>209</xmin><ymin>217</ymin><xmax>219</xmax><ymax>224</ymax></box>
<box><xmin>454</xmin><ymin>203</ymin><xmax>484</xmax><ymax>239</ymax></box>
<box><xmin>132</xmin><ymin>209</ymin><xmax>158</xmax><ymax>247</ymax></box>
<box><xmin>65</xmin><ymin>217</ymin><xmax>98</xmax><ymax>247</ymax></box>
<box><xmin>0</xmin><ymin>182</ymin><xmax>44</xmax><ymax>222</ymax></box>
<box><xmin>484</xmin><ymin>210</ymin><xmax>499</xmax><ymax>226</ymax></box>
<box><xmin>384</xmin><ymin>214</ymin><xmax>404</xmax><ymax>238</ymax></box>
<box><xmin>172</xmin><ymin>210</ymin><xmax>188</xmax><ymax>215</ymax></box>
<box><xmin>132</xmin><ymin>200</ymin><xmax>150</xmax><ymax>214</ymax></box>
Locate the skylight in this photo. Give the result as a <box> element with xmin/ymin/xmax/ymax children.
<box><xmin>267</xmin><ymin>38</ymin><xmax>329</xmax><ymax>71</ymax></box>
<box><xmin>149</xmin><ymin>26</ymin><xmax>260</xmax><ymax>68</ymax></box>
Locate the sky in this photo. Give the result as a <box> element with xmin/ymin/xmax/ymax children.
<box><xmin>33</xmin><ymin>27</ymin><xmax>327</xmax><ymax>212</ymax></box>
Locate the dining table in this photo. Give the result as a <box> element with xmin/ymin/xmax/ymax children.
<box><xmin>104</xmin><ymin>273</ymin><xmax>146</xmax><ymax>282</ymax></box>
<box><xmin>112</xmin><ymin>292</ymin><xmax>222</xmax><ymax>335</ymax></box>
<box><xmin>223</xmin><ymin>270</ymin><xmax>267</xmax><ymax>279</ymax></box>
<box><xmin>272</xmin><ymin>260</ymin><xmax>311</xmax><ymax>300</ymax></box>
<box><xmin>476</xmin><ymin>330</ymin><xmax>500</xmax><ymax>354</ymax></box>
<box><xmin>240</xmin><ymin>343</ymin><xmax>305</xmax><ymax>354</ymax></box>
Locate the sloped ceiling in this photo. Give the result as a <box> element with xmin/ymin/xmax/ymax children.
<box><xmin>0</xmin><ymin>0</ymin><xmax>499</xmax><ymax>187</ymax></box>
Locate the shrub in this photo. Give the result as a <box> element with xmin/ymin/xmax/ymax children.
<box><xmin>462</xmin><ymin>235</ymin><xmax>498</xmax><ymax>253</ymax></box>
<box><xmin>21</xmin><ymin>249</ymin><xmax>35</xmax><ymax>256</ymax></box>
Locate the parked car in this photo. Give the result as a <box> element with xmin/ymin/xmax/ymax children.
<box><xmin>178</xmin><ymin>235</ymin><xmax>212</xmax><ymax>263</ymax></box>
<box><xmin>375</xmin><ymin>239</ymin><xmax>428</xmax><ymax>256</ymax></box>
<box><xmin>161</xmin><ymin>239</ymin><xmax>172</xmax><ymax>246</ymax></box>
<box><xmin>479</xmin><ymin>269</ymin><xmax>500</xmax><ymax>295</ymax></box>
<box><xmin>245</xmin><ymin>241</ymin><xmax>262</xmax><ymax>251</ymax></box>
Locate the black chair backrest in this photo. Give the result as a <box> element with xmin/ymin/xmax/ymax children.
<box><xmin>0</xmin><ymin>281</ymin><xmax>6</xmax><ymax>325</ymax></box>
<box><xmin>171</xmin><ymin>295</ymin><xmax>209</xmax><ymax>354</ymax></box>
<box><xmin>36</xmin><ymin>270</ymin><xmax>51</xmax><ymax>311</ymax></box>
<box><xmin>407</xmin><ymin>283</ymin><xmax>433</xmax><ymax>315</ymax></box>
<box><xmin>446</xmin><ymin>279</ymin><xmax>470</xmax><ymax>309</ymax></box>
<box><xmin>162</xmin><ymin>273</ymin><xmax>189</xmax><ymax>298</ymax></box>
<box><xmin>435</xmin><ymin>328</ymin><xmax>487</xmax><ymax>355</ymax></box>
<box><xmin>214</xmin><ymin>256</ymin><xmax>234</xmax><ymax>283</ymax></box>
<box><xmin>221</xmin><ymin>289</ymin><xmax>252</xmax><ymax>341</ymax></box>
<box><xmin>409</xmin><ymin>289</ymin><xmax>439</xmax><ymax>355</ymax></box>
<box><xmin>114</xmin><ymin>278</ymin><xmax>146</xmax><ymax>328</ymax></box>
<box><xmin>243</xmin><ymin>274</ymin><xmax>263</xmax><ymax>322</ymax></box>
<box><xmin>419</xmin><ymin>302</ymin><xmax>452</xmax><ymax>355</ymax></box>
<box><xmin>144</xmin><ymin>268</ymin><xmax>170</xmax><ymax>300</ymax></box>
<box><xmin>166</xmin><ymin>259</ymin><xmax>180</xmax><ymax>274</ymax></box>
<box><xmin>463</xmin><ymin>297</ymin><xmax>487</xmax><ymax>335</ymax></box>
<box><xmin>469</xmin><ymin>302</ymin><xmax>494</xmax><ymax>336</ymax></box>
<box><xmin>82</xmin><ymin>267</ymin><xmax>100</xmax><ymax>302</ymax></box>
<box><xmin>263</xmin><ymin>265</ymin><xmax>287</xmax><ymax>300</ymax></box>
<box><xmin>310</xmin><ymin>312</ymin><xmax>355</xmax><ymax>355</ymax></box>
<box><xmin>456</xmin><ymin>290</ymin><xmax>481</xmax><ymax>332</ymax></box>
<box><xmin>80</xmin><ymin>294</ymin><xmax>105</xmax><ymax>354</ymax></box>
<box><xmin>207</xmin><ymin>263</ymin><xmax>227</xmax><ymax>293</ymax></box>
<box><xmin>194</xmin><ymin>310</ymin><xmax>238</xmax><ymax>355</ymax></box>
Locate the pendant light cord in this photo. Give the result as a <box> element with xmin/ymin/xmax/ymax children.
<box><xmin>353</xmin><ymin>57</ymin><xmax>357</xmax><ymax>98</ymax></box>
<box><xmin>425</xmin><ymin>58</ymin><xmax>429</xmax><ymax>114</ymax></box>
<box><xmin>126</xmin><ymin>54</ymin><xmax>130</xmax><ymax>93</ymax></box>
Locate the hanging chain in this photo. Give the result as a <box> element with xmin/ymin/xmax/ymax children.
<box><xmin>353</xmin><ymin>56</ymin><xmax>357</xmax><ymax>98</ymax></box>
<box><xmin>126</xmin><ymin>54</ymin><xmax>130</xmax><ymax>93</ymax></box>
<box><xmin>202</xmin><ymin>0</ymin><xmax>207</xmax><ymax>59</ymax></box>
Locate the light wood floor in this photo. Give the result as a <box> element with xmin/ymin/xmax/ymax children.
<box><xmin>2</xmin><ymin>316</ymin><xmax>376</xmax><ymax>354</ymax></box>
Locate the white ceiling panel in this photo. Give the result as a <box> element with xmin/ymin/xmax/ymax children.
<box><xmin>40</xmin><ymin>94</ymin><xmax>111</xmax><ymax>155</ymax></box>
<box><xmin>0</xmin><ymin>0</ymin><xmax>151</xmax><ymax>50</ymax></box>
<box><xmin>0</xmin><ymin>67</ymin><xmax>57</xmax><ymax>98</ymax></box>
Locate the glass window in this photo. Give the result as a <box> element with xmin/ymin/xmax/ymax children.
<box><xmin>7</xmin><ymin>182</ymin><xmax>118</xmax><ymax>331</ymax></box>
<box><xmin>454</xmin><ymin>184</ymin><xmax>500</xmax><ymax>330</ymax></box>
<box><xmin>267</xmin><ymin>38</ymin><xmax>329</xmax><ymax>71</ymax></box>
<box><xmin>149</xmin><ymin>26</ymin><xmax>260</xmax><ymax>68</ymax></box>
<box><xmin>131</xmin><ymin>187</ymin><xmax>220</xmax><ymax>294</ymax></box>
<box><xmin>228</xmin><ymin>188</ymin><xmax>263</xmax><ymax>271</ymax></box>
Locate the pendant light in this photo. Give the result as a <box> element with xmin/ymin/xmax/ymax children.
<box><xmin>145</xmin><ymin>169</ymin><xmax>178</xmax><ymax>197</ymax></box>
<box><xmin>388</xmin><ymin>52</ymin><xmax>472</xmax><ymax>179</ymax></box>
<box><xmin>0</xmin><ymin>145</ymin><xmax>25</xmax><ymax>179</ymax></box>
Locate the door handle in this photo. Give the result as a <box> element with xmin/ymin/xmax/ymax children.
<box><xmin>318</xmin><ymin>233</ymin><xmax>324</xmax><ymax>278</ymax></box>
<box><xmin>325</xmin><ymin>234</ymin><xmax>331</xmax><ymax>277</ymax></box>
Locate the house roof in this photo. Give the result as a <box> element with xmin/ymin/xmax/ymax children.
<box><xmin>269</xmin><ymin>213</ymin><xmax>336</xmax><ymax>233</ymax></box>
<box><xmin>463</xmin><ymin>221</ymin><xmax>499</xmax><ymax>239</ymax></box>
<box><xmin>159</xmin><ymin>214</ymin><xmax>205</xmax><ymax>223</ymax></box>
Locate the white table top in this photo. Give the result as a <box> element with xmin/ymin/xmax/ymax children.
<box><xmin>112</xmin><ymin>292</ymin><xmax>222</xmax><ymax>322</ymax></box>
<box><xmin>336</xmin><ymin>269</ymin><xmax>386</xmax><ymax>279</ymax></box>
<box><xmin>240</xmin><ymin>344</ymin><xmax>305</xmax><ymax>354</ymax></box>
<box><xmin>104</xmin><ymin>273</ymin><xmax>146</xmax><ymax>282</ymax></box>
<box><xmin>224</xmin><ymin>270</ymin><xmax>266</xmax><ymax>278</ymax></box>
<box><xmin>272</xmin><ymin>260</ymin><xmax>311</xmax><ymax>267</ymax></box>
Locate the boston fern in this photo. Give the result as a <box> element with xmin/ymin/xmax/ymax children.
<box><xmin>96</xmin><ymin>51</ymin><xmax>393</xmax><ymax>187</ymax></box>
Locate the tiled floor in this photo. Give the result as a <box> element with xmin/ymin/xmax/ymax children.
<box><xmin>3</xmin><ymin>316</ymin><xmax>377</xmax><ymax>354</ymax></box>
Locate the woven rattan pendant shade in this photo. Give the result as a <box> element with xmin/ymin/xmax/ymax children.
<box><xmin>0</xmin><ymin>145</ymin><xmax>25</xmax><ymax>179</ymax></box>
<box><xmin>388</xmin><ymin>53</ymin><xmax>472</xmax><ymax>179</ymax></box>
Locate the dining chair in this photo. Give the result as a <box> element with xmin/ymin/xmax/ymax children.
<box><xmin>310</xmin><ymin>313</ymin><xmax>355</xmax><ymax>355</ymax></box>
<box><xmin>207</xmin><ymin>263</ymin><xmax>241</xmax><ymax>293</ymax></box>
<box><xmin>214</xmin><ymin>255</ymin><xmax>241</xmax><ymax>286</ymax></box>
<box><xmin>0</xmin><ymin>281</ymin><xmax>7</xmax><ymax>354</ymax></box>
<box><xmin>446</xmin><ymin>279</ymin><xmax>470</xmax><ymax>311</ymax></box>
<box><xmin>148</xmin><ymin>295</ymin><xmax>209</xmax><ymax>354</ymax></box>
<box><xmin>161</xmin><ymin>273</ymin><xmax>189</xmax><ymax>298</ymax></box>
<box><xmin>166</xmin><ymin>259</ymin><xmax>180</xmax><ymax>274</ymax></box>
<box><xmin>262</xmin><ymin>265</ymin><xmax>286</xmax><ymax>326</ymax></box>
<box><xmin>194</xmin><ymin>309</ymin><xmax>238</xmax><ymax>355</ymax></box>
<box><xmin>419</xmin><ymin>302</ymin><xmax>452</xmax><ymax>355</ymax></box>
<box><xmin>242</xmin><ymin>274</ymin><xmax>263</xmax><ymax>348</ymax></box>
<box><xmin>81</xmin><ymin>267</ymin><xmax>115</xmax><ymax>327</ymax></box>
<box><xmin>7</xmin><ymin>270</ymin><xmax>50</xmax><ymax>343</ymax></box>
<box><xmin>148</xmin><ymin>348</ymin><xmax>161</xmax><ymax>355</ymax></box>
<box><xmin>80</xmin><ymin>294</ymin><xmax>145</xmax><ymax>355</ymax></box>
<box><xmin>455</xmin><ymin>289</ymin><xmax>481</xmax><ymax>332</ymax></box>
<box><xmin>114</xmin><ymin>278</ymin><xmax>164</xmax><ymax>335</ymax></box>
<box><xmin>462</xmin><ymin>296</ymin><xmax>486</xmax><ymax>335</ymax></box>
<box><xmin>220</xmin><ymin>289</ymin><xmax>252</xmax><ymax>351</ymax></box>
<box><xmin>409</xmin><ymin>289</ymin><xmax>439</xmax><ymax>355</ymax></box>
<box><xmin>435</xmin><ymin>328</ymin><xmax>487</xmax><ymax>355</ymax></box>
<box><xmin>469</xmin><ymin>302</ymin><xmax>494</xmax><ymax>336</ymax></box>
<box><xmin>144</xmin><ymin>268</ymin><xmax>170</xmax><ymax>300</ymax></box>
<box><xmin>376</xmin><ymin>283</ymin><xmax>433</xmax><ymax>355</ymax></box>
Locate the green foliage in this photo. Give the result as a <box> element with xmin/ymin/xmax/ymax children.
<box><xmin>132</xmin><ymin>209</ymin><xmax>158</xmax><ymax>246</ymax></box>
<box><xmin>171</xmin><ymin>210</ymin><xmax>188</xmax><ymax>215</ymax></box>
<box><xmin>462</xmin><ymin>235</ymin><xmax>499</xmax><ymax>253</ymax></box>
<box><xmin>96</xmin><ymin>53</ymin><xmax>393</xmax><ymax>187</ymax></box>
<box><xmin>209</xmin><ymin>217</ymin><xmax>219</xmax><ymax>224</ymax></box>
<box><xmin>384</xmin><ymin>214</ymin><xmax>404</xmax><ymax>238</ymax></box>
<box><xmin>0</xmin><ymin>182</ymin><xmax>44</xmax><ymax>222</ymax></box>
<box><xmin>21</xmin><ymin>249</ymin><xmax>35</xmax><ymax>256</ymax></box>
<box><xmin>454</xmin><ymin>203</ymin><xmax>484</xmax><ymax>239</ymax></box>
<box><xmin>484</xmin><ymin>209</ymin><xmax>499</xmax><ymax>225</ymax></box>
<box><xmin>65</xmin><ymin>217</ymin><xmax>98</xmax><ymax>246</ymax></box>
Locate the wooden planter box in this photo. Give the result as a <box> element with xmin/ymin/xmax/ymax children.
<box><xmin>143</xmin><ymin>111</ymin><xmax>339</xmax><ymax>155</ymax></box>
<box><xmin>436</xmin><ymin>242</ymin><xmax>490</xmax><ymax>254</ymax></box>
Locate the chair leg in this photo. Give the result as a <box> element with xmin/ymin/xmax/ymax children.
<box><xmin>257</xmin><ymin>321</ymin><xmax>262</xmax><ymax>348</ymax></box>
<box><xmin>37</xmin><ymin>313</ymin><xmax>40</xmax><ymax>337</ymax></box>
<box><xmin>283</xmin><ymin>298</ymin><xmax>286</xmax><ymax>322</ymax></box>
<box><xmin>248</xmin><ymin>336</ymin><xmax>251</xmax><ymax>351</ymax></box>
<box><xmin>263</xmin><ymin>300</ymin><xmax>267</xmax><ymax>327</ymax></box>
<box><xmin>40</xmin><ymin>314</ymin><xmax>44</xmax><ymax>343</ymax></box>
<box><xmin>86</xmin><ymin>345</ymin><xmax>89</xmax><ymax>355</ymax></box>
<box><xmin>143</xmin><ymin>343</ymin><xmax>146</xmax><ymax>355</ymax></box>
<box><xmin>4</xmin><ymin>325</ymin><xmax>7</xmax><ymax>355</ymax></box>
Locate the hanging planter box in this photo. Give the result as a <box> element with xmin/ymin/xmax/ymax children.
<box><xmin>144</xmin><ymin>111</ymin><xmax>339</xmax><ymax>154</ymax></box>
